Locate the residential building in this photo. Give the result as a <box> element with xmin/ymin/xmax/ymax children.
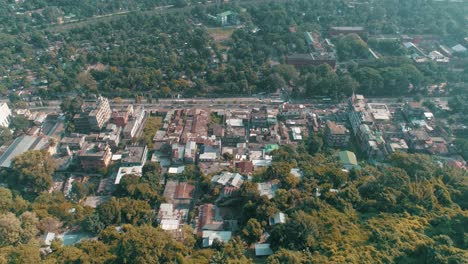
<box><xmin>405</xmin><ymin>129</ymin><xmax>432</xmax><ymax>153</ymax></box>
<box><xmin>257</xmin><ymin>181</ymin><xmax>279</xmax><ymax>199</ymax></box>
<box><xmin>121</xmin><ymin>145</ymin><xmax>148</xmax><ymax>166</ymax></box>
<box><xmin>367</xmin><ymin>103</ymin><xmax>391</xmax><ymax>122</ymax></box>
<box><xmin>111</xmin><ymin>105</ymin><xmax>133</xmax><ymax>127</ymax></box>
<box><xmin>386</xmin><ymin>138</ymin><xmax>409</xmax><ymax>154</ymax></box>
<box><xmin>115</xmin><ymin>165</ymin><xmax>143</xmax><ymax>184</ymax></box>
<box><xmin>216</xmin><ymin>11</ymin><xmax>237</xmax><ymax>26</ymax></box>
<box><xmin>403</xmin><ymin>102</ymin><xmax>426</xmax><ymax>122</ymax></box>
<box><xmin>286</xmin><ymin>53</ymin><xmax>336</xmax><ymax>68</ymax></box>
<box><xmin>197</xmin><ymin>204</ymin><xmax>224</xmax><ymax>234</ymax></box>
<box><xmin>223</xmin><ymin>127</ymin><xmax>246</xmax><ymax>147</ymax></box>
<box><xmin>60</xmin><ymin>134</ymin><xmax>85</xmax><ymax>150</ymax></box>
<box><xmin>88</xmin><ymin>96</ymin><xmax>112</xmax><ymax>130</ymax></box>
<box><xmin>358</xmin><ymin>124</ymin><xmax>386</xmax><ymax>158</ymax></box>
<box><xmin>78</xmin><ymin>143</ymin><xmax>112</xmax><ymax>170</ymax></box>
<box><xmin>202</xmin><ymin>231</ymin><xmax>232</xmax><ymax>247</ymax></box>
<box><xmin>329</xmin><ymin>26</ymin><xmax>365</xmax><ymax>36</ymax></box>
<box><xmin>290</xmin><ymin>127</ymin><xmax>303</xmax><ymax>141</ymax></box>
<box><xmin>255</xmin><ymin>244</ymin><xmax>273</xmax><ymax>257</ymax></box>
<box><xmin>123</xmin><ymin>106</ymin><xmax>145</xmax><ymax>139</ymax></box>
<box><xmin>0</xmin><ymin>103</ymin><xmax>11</xmax><ymax>128</ymax></box>
<box><xmin>211</xmin><ymin>172</ymin><xmax>244</xmax><ymax>188</ymax></box>
<box><xmin>348</xmin><ymin>94</ymin><xmax>373</xmax><ymax>135</ymax></box>
<box><xmin>171</xmin><ymin>144</ymin><xmax>185</xmax><ymax>164</ymax></box>
<box><xmin>251</xmin><ymin>107</ymin><xmax>270</xmax><ymax>128</ymax></box>
<box><xmin>184</xmin><ymin>141</ymin><xmax>197</xmax><ymax>163</ymax></box>
<box><xmin>168</xmin><ymin>166</ymin><xmax>185</xmax><ymax>174</ymax></box>
<box><xmin>163</xmin><ymin>181</ymin><xmax>195</xmax><ymax>204</ymax></box>
<box><xmin>325</xmin><ymin>121</ymin><xmax>350</xmax><ymax>147</ymax></box>
<box><xmin>451</xmin><ymin>44</ymin><xmax>467</xmax><ymax>53</ymax></box>
<box><xmin>269</xmin><ymin>212</ymin><xmax>286</xmax><ymax>225</ymax></box>
<box><xmin>278</xmin><ymin>103</ymin><xmax>305</xmax><ymax>119</ymax></box>
<box><xmin>97</xmin><ymin>124</ymin><xmax>121</xmax><ymax>147</ymax></box>
<box><xmin>73</xmin><ymin>96</ymin><xmax>112</xmax><ymax>132</ymax></box>
<box><xmin>235</xmin><ymin>161</ymin><xmax>254</xmax><ymax>175</ymax></box>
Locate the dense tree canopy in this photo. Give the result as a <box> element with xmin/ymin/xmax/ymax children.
<box><xmin>11</xmin><ymin>150</ymin><xmax>58</xmax><ymax>194</ymax></box>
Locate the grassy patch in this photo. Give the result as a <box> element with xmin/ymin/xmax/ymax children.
<box><xmin>207</xmin><ymin>27</ymin><xmax>235</xmax><ymax>44</ymax></box>
<box><xmin>137</xmin><ymin>116</ymin><xmax>162</xmax><ymax>149</ymax></box>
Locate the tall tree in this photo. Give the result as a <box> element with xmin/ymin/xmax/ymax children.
<box><xmin>242</xmin><ymin>218</ymin><xmax>263</xmax><ymax>244</ymax></box>
<box><xmin>12</xmin><ymin>150</ymin><xmax>57</xmax><ymax>193</ymax></box>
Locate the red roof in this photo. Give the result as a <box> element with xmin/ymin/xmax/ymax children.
<box><xmin>175</xmin><ymin>182</ymin><xmax>195</xmax><ymax>199</ymax></box>
<box><xmin>236</xmin><ymin>161</ymin><xmax>254</xmax><ymax>174</ymax></box>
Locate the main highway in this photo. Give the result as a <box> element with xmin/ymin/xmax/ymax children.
<box><xmin>26</xmin><ymin>95</ymin><xmax>451</xmax><ymax>112</ymax></box>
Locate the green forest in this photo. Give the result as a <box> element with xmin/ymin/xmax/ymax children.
<box><xmin>0</xmin><ymin>0</ymin><xmax>467</xmax><ymax>100</ymax></box>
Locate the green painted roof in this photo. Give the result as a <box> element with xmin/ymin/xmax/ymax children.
<box><xmin>304</xmin><ymin>32</ymin><xmax>314</xmax><ymax>45</ymax></box>
<box><xmin>264</xmin><ymin>144</ymin><xmax>279</xmax><ymax>153</ymax></box>
<box><xmin>217</xmin><ymin>11</ymin><xmax>234</xmax><ymax>17</ymax></box>
<box><xmin>339</xmin><ymin>151</ymin><xmax>357</xmax><ymax>165</ymax></box>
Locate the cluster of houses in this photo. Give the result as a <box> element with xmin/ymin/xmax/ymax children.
<box><xmin>0</xmin><ymin>91</ymin><xmax>464</xmax><ymax>255</ymax></box>
<box><xmin>322</xmin><ymin>94</ymin><xmax>455</xmax><ymax>163</ymax></box>
<box><xmin>402</xmin><ymin>36</ymin><xmax>468</xmax><ymax>63</ymax></box>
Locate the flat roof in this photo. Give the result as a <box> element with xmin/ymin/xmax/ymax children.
<box><xmin>121</xmin><ymin>146</ymin><xmax>147</xmax><ymax>164</ymax></box>
<box><xmin>115</xmin><ymin>165</ymin><xmax>143</xmax><ymax>184</ymax></box>
<box><xmin>255</xmin><ymin>244</ymin><xmax>273</xmax><ymax>256</ymax></box>
<box><xmin>330</xmin><ymin>26</ymin><xmax>365</xmax><ymax>31</ymax></box>
<box><xmin>0</xmin><ymin>135</ymin><xmax>49</xmax><ymax>168</ymax></box>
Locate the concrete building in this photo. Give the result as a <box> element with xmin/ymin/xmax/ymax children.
<box><xmin>121</xmin><ymin>145</ymin><xmax>148</xmax><ymax>166</ymax></box>
<box><xmin>202</xmin><ymin>231</ymin><xmax>232</xmax><ymax>247</ymax></box>
<box><xmin>60</xmin><ymin>134</ymin><xmax>85</xmax><ymax>150</ymax></box>
<box><xmin>74</xmin><ymin>97</ymin><xmax>112</xmax><ymax>132</ymax></box>
<box><xmin>324</xmin><ymin>121</ymin><xmax>350</xmax><ymax>147</ymax></box>
<box><xmin>97</xmin><ymin>124</ymin><xmax>121</xmax><ymax>147</ymax></box>
<box><xmin>269</xmin><ymin>212</ymin><xmax>286</xmax><ymax>225</ymax></box>
<box><xmin>88</xmin><ymin>96</ymin><xmax>112</xmax><ymax>130</ymax></box>
<box><xmin>286</xmin><ymin>53</ymin><xmax>336</xmax><ymax>68</ymax></box>
<box><xmin>123</xmin><ymin>106</ymin><xmax>145</xmax><ymax>139</ymax></box>
<box><xmin>278</xmin><ymin>103</ymin><xmax>305</xmax><ymax>119</ymax></box>
<box><xmin>115</xmin><ymin>165</ymin><xmax>143</xmax><ymax>184</ymax></box>
<box><xmin>111</xmin><ymin>105</ymin><xmax>133</xmax><ymax>127</ymax></box>
<box><xmin>78</xmin><ymin>143</ymin><xmax>112</xmax><ymax>170</ymax></box>
<box><xmin>329</xmin><ymin>26</ymin><xmax>365</xmax><ymax>36</ymax></box>
<box><xmin>0</xmin><ymin>103</ymin><xmax>12</xmax><ymax>128</ymax></box>
<box><xmin>184</xmin><ymin>141</ymin><xmax>197</xmax><ymax>163</ymax></box>
<box><xmin>216</xmin><ymin>11</ymin><xmax>237</xmax><ymax>26</ymax></box>
<box><xmin>348</xmin><ymin>94</ymin><xmax>373</xmax><ymax>135</ymax></box>
<box><xmin>255</xmin><ymin>244</ymin><xmax>273</xmax><ymax>257</ymax></box>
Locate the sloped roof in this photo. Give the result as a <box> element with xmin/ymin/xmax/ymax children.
<box><xmin>339</xmin><ymin>151</ymin><xmax>358</xmax><ymax>165</ymax></box>
<box><xmin>255</xmin><ymin>243</ymin><xmax>273</xmax><ymax>256</ymax></box>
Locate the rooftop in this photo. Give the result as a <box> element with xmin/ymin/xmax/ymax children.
<box><xmin>115</xmin><ymin>165</ymin><xmax>143</xmax><ymax>184</ymax></box>
<box><xmin>326</xmin><ymin>120</ymin><xmax>348</xmax><ymax>135</ymax></box>
<box><xmin>0</xmin><ymin>135</ymin><xmax>50</xmax><ymax>168</ymax></box>
<box><xmin>339</xmin><ymin>151</ymin><xmax>358</xmax><ymax>166</ymax></box>
<box><xmin>330</xmin><ymin>26</ymin><xmax>365</xmax><ymax>31</ymax></box>
<box><xmin>255</xmin><ymin>244</ymin><xmax>273</xmax><ymax>256</ymax></box>
<box><xmin>121</xmin><ymin>146</ymin><xmax>147</xmax><ymax>165</ymax></box>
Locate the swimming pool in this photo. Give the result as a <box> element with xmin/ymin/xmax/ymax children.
<box><xmin>61</xmin><ymin>232</ymin><xmax>93</xmax><ymax>245</ymax></box>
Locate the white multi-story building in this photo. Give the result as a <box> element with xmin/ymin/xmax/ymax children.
<box><xmin>0</xmin><ymin>103</ymin><xmax>12</xmax><ymax>127</ymax></box>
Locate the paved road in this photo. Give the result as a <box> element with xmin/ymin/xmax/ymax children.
<box><xmin>44</xmin><ymin>0</ymin><xmax>292</xmax><ymax>32</ymax></box>
<box><xmin>28</xmin><ymin>95</ymin><xmax>452</xmax><ymax>113</ymax></box>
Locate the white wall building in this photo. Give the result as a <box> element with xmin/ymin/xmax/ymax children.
<box><xmin>0</xmin><ymin>103</ymin><xmax>12</xmax><ymax>127</ymax></box>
